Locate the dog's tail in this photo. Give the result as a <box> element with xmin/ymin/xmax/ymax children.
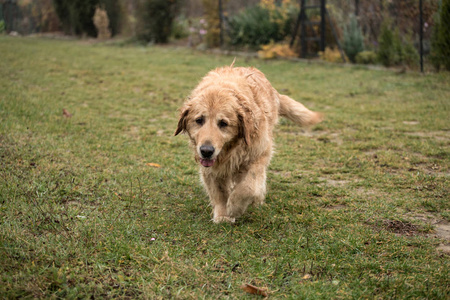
<box><xmin>278</xmin><ymin>94</ymin><xmax>323</xmax><ymax>126</ymax></box>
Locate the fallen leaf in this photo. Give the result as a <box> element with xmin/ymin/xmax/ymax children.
<box><xmin>302</xmin><ymin>274</ymin><xmax>312</xmax><ymax>280</ymax></box>
<box><xmin>241</xmin><ymin>283</ymin><xmax>268</xmax><ymax>297</ymax></box>
<box><xmin>146</xmin><ymin>163</ymin><xmax>161</xmax><ymax>168</ymax></box>
<box><xmin>62</xmin><ymin>108</ymin><xmax>72</xmax><ymax>118</ymax></box>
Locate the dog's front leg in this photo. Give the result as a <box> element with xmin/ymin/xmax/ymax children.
<box><xmin>227</xmin><ymin>162</ymin><xmax>267</xmax><ymax>220</ymax></box>
<box><xmin>200</xmin><ymin>171</ymin><xmax>234</xmax><ymax>223</ymax></box>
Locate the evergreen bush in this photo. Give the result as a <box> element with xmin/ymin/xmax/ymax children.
<box><xmin>136</xmin><ymin>0</ymin><xmax>179</xmax><ymax>44</ymax></box>
<box><xmin>377</xmin><ymin>20</ymin><xmax>394</xmax><ymax>66</ymax></box>
<box><xmin>429</xmin><ymin>12</ymin><xmax>442</xmax><ymax>71</ymax></box>
<box><xmin>377</xmin><ymin>19</ymin><xmax>419</xmax><ymax>68</ymax></box>
<box><xmin>430</xmin><ymin>0</ymin><xmax>450</xmax><ymax>71</ymax></box>
<box><xmin>54</xmin><ymin>0</ymin><xmax>97</xmax><ymax>36</ymax></box>
<box><xmin>402</xmin><ymin>38</ymin><xmax>419</xmax><ymax>68</ymax></box>
<box><xmin>342</xmin><ymin>15</ymin><xmax>364</xmax><ymax>63</ymax></box>
<box><xmin>227</xmin><ymin>3</ymin><xmax>297</xmax><ymax>48</ymax></box>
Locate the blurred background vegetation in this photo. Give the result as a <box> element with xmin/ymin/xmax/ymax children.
<box><xmin>0</xmin><ymin>0</ymin><xmax>449</xmax><ymax>71</ymax></box>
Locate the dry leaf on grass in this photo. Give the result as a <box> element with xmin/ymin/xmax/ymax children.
<box><xmin>146</xmin><ymin>163</ymin><xmax>161</xmax><ymax>168</ymax></box>
<box><xmin>241</xmin><ymin>283</ymin><xmax>268</xmax><ymax>297</ymax></box>
<box><xmin>62</xmin><ymin>108</ymin><xmax>72</xmax><ymax>118</ymax></box>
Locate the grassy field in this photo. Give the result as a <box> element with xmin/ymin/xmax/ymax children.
<box><xmin>0</xmin><ymin>36</ymin><xmax>449</xmax><ymax>299</ymax></box>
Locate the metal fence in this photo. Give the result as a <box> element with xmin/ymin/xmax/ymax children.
<box><xmin>214</xmin><ymin>0</ymin><xmax>439</xmax><ymax>71</ymax></box>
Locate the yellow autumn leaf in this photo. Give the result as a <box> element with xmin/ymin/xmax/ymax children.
<box><xmin>241</xmin><ymin>283</ymin><xmax>268</xmax><ymax>297</ymax></box>
<box><xmin>146</xmin><ymin>163</ymin><xmax>161</xmax><ymax>168</ymax></box>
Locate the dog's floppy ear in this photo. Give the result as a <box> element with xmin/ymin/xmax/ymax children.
<box><xmin>234</xmin><ymin>92</ymin><xmax>257</xmax><ymax>146</ymax></box>
<box><xmin>238</xmin><ymin>112</ymin><xmax>254</xmax><ymax>146</ymax></box>
<box><xmin>174</xmin><ymin>108</ymin><xmax>189</xmax><ymax>136</ymax></box>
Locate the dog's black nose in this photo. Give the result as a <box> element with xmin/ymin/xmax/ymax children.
<box><xmin>200</xmin><ymin>145</ymin><xmax>215</xmax><ymax>158</ymax></box>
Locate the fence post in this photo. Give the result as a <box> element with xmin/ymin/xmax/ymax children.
<box><xmin>219</xmin><ymin>0</ymin><xmax>223</xmax><ymax>47</ymax></box>
<box><xmin>320</xmin><ymin>0</ymin><xmax>326</xmax><ymax>52</ymax></box>
<box><xmin>419</xmin><ymin>0</ymin><xmax>424</xmax><ymax>73</ymax></box>
<box><xmin>300</xmin><ymin>0</ymin><xmax>306</xmax><ymax>57</ymax></box>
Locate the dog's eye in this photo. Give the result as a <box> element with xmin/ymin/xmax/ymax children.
<box><xmin>218</xmin><ymin>120</ymin><xmax>228</xmax><ymax>128</ymax></box>
<box><xmin>195</xmin><ymin>117</ymin><xmax>204</xmax><ymax>125</ymax></box>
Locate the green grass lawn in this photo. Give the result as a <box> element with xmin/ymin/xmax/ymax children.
<box><xmin>1</xmin><ymin>36</ymin><xmax>449</xmax><ymax>299</ymax></box>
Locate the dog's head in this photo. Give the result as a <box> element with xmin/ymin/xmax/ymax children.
<box><xmin>174</xmin><ymin>87</ymin><xmax>254</xmax><ymax>168</ymax></box>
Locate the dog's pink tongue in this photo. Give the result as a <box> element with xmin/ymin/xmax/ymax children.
<box><xmin>200</xmin><ymin>158</ymin><xmax>215</xmax><ymax>167</ymax></box>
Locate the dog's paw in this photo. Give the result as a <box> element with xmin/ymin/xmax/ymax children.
<box><xmin>213</xmin><ymin>216</ymin><xmax>236</xmax><ymax>224</ymax></box>
<box><xmin>252</xmin><ymin>199</ymin><xmax>265</xmax><ymax>207</ymax></box>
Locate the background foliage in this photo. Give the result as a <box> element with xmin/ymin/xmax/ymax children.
<box><xmin>227</xmin><ymin>0</ymin><xmax>297</xmax><ymax>48</ymax></box>
<box><xmin>0</xmin><ymin>1</ymin><xmax>448</xmax><ymax>68</ymax></box>
<box><xmin>53</xmin><ymin>0</ymin><xmax>120</xmax><ymax>37</ymax></box>
<box><xmin>135</xmin><ymin>0</ymin><xmax>179</xmax><ymax>43</ymax></box>
<box><xmin>342</xmin><ymin>14</ymin><xmax>364</xmax><ymax>63</ymax></box>
<box><xmin>430</xmin><ymin>0</ymin><xmax>450</xmax><ymax>71</ymax></box>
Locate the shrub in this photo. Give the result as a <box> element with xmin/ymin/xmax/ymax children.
<box><xmin>93</xmin><ymin>6</ymin><xmax>111</xmax><ymax>39</ymax></box>
<box><xmin>228</xmin><ymin>1</ymin><xmax>297</xmax><ymax>48</ymax></box>
<box><xmin>258</xmin><ymin>41</ymin><xmax>297</xmax><ymax>59</ymax></box>
<box><xmin>377</xmin><ymin>19</ymin><xmax>419</xmax><ymax>68</ymax></box>
<box><xmin>0</xmin><ymin>20</ymin><xmax>5</xmax><ymax>34</ymax></box>
<box><xmin>355</xmin><ymin>50</ymin><xmax>377</xmax><ymax>64</ymax></box>
<box><xmin>430</xmin><ymin>0</ymin><xmax>450</xmax><ymax>71</ymax></box>
<box><xmin>342</xmin><ymin>15</ymin><xmax>364</xmax><ymax>63</ymax></box>
<box><xmin>319</xmin><ymin>47</ymin><xmax>345</xmax><ymax>63</ymax></box>
<box><xmin>171</xmin><ymin>16</ymin><xmax>190</xmax><ymax>40</ymax></box>
<box><xmin>184</xmin><ymin>18</ymin><xmax>208</xmax><ymax>48</ymax></box>
<box><xmin>429</xmin><ymin>13</ymin><xmax>442</xmax><ymax>71</ymax></box>
<box><xmin>136</xmin><ymin>0</ymin><xmax>179</xmax><ymax>43</ymax></box>
<box><xmin>402</xmin><ymin>38</ymin><xmax>419</xmax><ymax>68</ymax></box>
<box><xmin>53</xmin><ymin>0</ymin><xmax>98</xmax><ymax>36</ymax></box>
<box><xmin>377</xmin><ymin>20</ymin><xmax>395</xmax><ymax>66</ymax></box>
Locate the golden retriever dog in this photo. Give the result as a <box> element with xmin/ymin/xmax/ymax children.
<box><xmin>175</xmin><ymin>62</ymin><xmax>322</xmax><ymax>223</ymax></box>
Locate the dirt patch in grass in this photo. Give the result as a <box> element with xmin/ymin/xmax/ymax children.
<box><xmin>436</xmin><ymin>244</ymin><xmax>450</xmax><ymax>254</ymax></box>
<box><xmin>399</xmin><ymin>213</ymin><xmax>450</xmax><ymax>254</ymax></box>
<box><xmin>382</xmin><ymin>220</ymin><xmax>422</xmax><ymax>236</ymax></box>
<box><xmin>409</xmin><ymin>213</ymin><xmax>450</xmax><ymax>241</ymax></box>
<box><xmin>433</xmin><ymin>220</ymin><xmax>450</xmax><ymax>255</ymax></box>
<box><xmin>371</xmin><ymin>215</ymin><xmax>449</xmax><ymax>240</ymax></box>
<box><xmin>434</xmin><ymin>220</ymin><xmax>450</xmax><ymax>240</ymax></box>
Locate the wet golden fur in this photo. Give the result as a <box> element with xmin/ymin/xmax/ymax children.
<box><xmin>175</xmin><ymin>64</ymin><xmax>322</xmax><ymax>223</ymax></box>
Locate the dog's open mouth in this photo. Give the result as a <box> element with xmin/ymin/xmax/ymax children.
<box><xmin>200</xmin><ymin>158</ymin><xmax>215</xmax><ymax>167</ymax></box>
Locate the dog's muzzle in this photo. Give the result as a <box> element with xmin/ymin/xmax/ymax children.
<box><xmin>199</xmin><ymin>144</ymin><xmax>216</xmax><ymax>167</ymax></box>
